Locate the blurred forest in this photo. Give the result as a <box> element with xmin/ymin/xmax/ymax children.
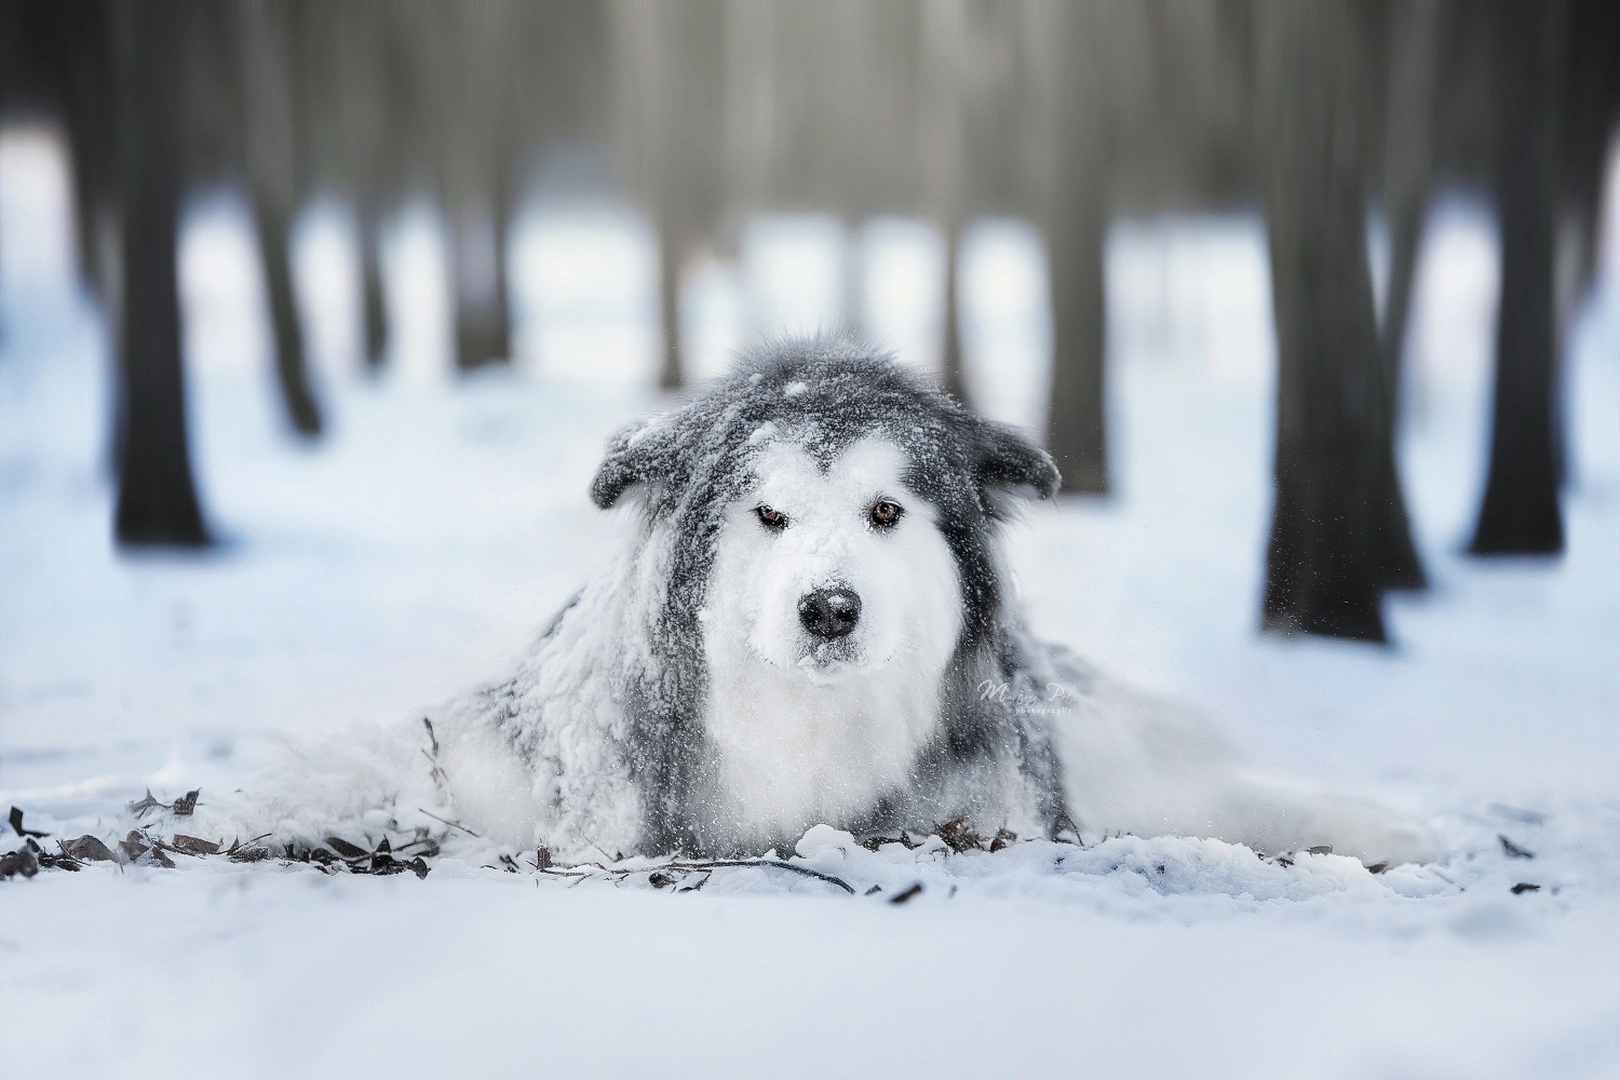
<box><xmin>1</xmin><ymin>0</ymin><xmax>1618</xmax><ymax>645</ymax></box>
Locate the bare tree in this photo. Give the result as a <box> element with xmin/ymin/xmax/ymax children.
<box><xmin>1044</xmin><ymin>2</ymin><xmax>1108</xmax><ymax>495</ymax></box>
<box><xmin>1468</xmin><ymin>0</ymin><xmax>1564</xmax><ymax>555</ymax></box>
<box><xmin>114</xmin><ymin>0</ymin><xmax>210</xmax><ymax>547</ymax></box>
<box><xmin>1255</xmin><ymin>0</ymin><xmax>1396</xmax><ymax>641</ymax></box>
<box><xmin>239</xmin><ymin>0</ymin><xmax>322</xmax><ymax>434</ymax></box>
<box><xmin>612</xmin><ymin>0</ymin><xmax>728</xmax><ymax>390</ymax></box>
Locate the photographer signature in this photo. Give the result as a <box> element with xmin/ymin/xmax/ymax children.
<box><xmin>976</xmin><ymin>679</ymin><xmax>1078</xmax><ymax>715</ymax></box>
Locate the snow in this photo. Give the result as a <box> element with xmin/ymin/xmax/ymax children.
<box><xmin>4</xmin><ymin>126</ymin><xmax>1620</xmax><ymax>1079</ymax></box>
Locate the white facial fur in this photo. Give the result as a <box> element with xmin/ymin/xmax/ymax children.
<box><xmin>699</xmin><ymin>437</ymin><xmax>964</xmax><ymax>846</ymax></box>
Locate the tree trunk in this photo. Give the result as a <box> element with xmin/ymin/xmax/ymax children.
<box><xmin>940</xmin><ymin>223</ymin><xmax>969</xmax><ymax>405</ymax></box>
<box><xmin>1044</xmin><ymin>5</ymin><xmax>1107</xmax><ymax>495</ymax></box>
<box><xmin>359</xmin><ymin>204</ymin><xmax>388</xmax><ymax>368</ymax></box>
<box><xmin>1257</xmin><ymin>1</ymin><xmax>1394</xmax><ymax>642</ymax></box>
<box><xmin>1045</xmin><ymin>179</ymin><xmax>1108</xmax><ymax>494</ymax></box>
<box><xmin>1469</xmin><ymin>0</ymin><xmax>1564</xmax><ymax>556</ymax></box>
<box><xmin>452</xmin><ymin>198</ymin><xmax>512</xmax><ymax>370</ymax></box>
<box><xmin>114</xmin><ymin>0</ymin><xmax>210</xmax><ymax>548</ymax></box>
<box><xmin>60</xmin><ymin>2</ymin><xmax>119</xmax><ymax>312</ymax></box>
<box><xmin>657</xmin><ymin>216</ymin><xmax>684</xmax><ymax>391</ymax></box>
<box><xmin>240</xmin><ymin>0</ymin><xmax>321</xmax><ymax>435</ymax></box>
<box><xmin>255</xmin><ymin>200</ymin><xmax>321</xmax><ymax>434</ymax></box>
<box><xmin>1369</xmin><ymin>195</ymin><xmax>1429</xmax><ymax>593</ymax></box>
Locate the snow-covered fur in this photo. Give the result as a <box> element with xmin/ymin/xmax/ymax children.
<box><xmin>192</xmin><ymin>337</ymin><xmax>1434</xmax><ymax>866</ymax></box>
<box><xmin>425</xmin><ymin>337</ymin><xmax>1430</xmax><ymax>864</ymax></box>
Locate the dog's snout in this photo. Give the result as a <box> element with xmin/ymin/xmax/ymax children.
<box><xmin>799</xmin><ymin>587</ymin><xmax>861</xmax><ymax>640</ymax></box>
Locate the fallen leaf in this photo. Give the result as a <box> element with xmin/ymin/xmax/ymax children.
<box><xmin>323</xmin><ymin>837</ymin><xmax>369</xmax><ymax>860</ymax></box>
<box><xmin>127</xmin><ymin>789</ymin><xmax>167</xmax><ymax>817</ymax></box>
<box><xmin>889</xmin><ymin>883</ymin><xmax>924</xmax><ymax>905</ymax></box>
<box><xmin>60</xmin><ymin>835</ymin><xmax>116</xmax><ymax>862</ymax></box>
<box><xmin>1499</xmin><ymin>834</ymin><xmax>1535</xmax><ymax>859</ymax></box>
<box><xmin>9</xmin><ymin>807</ymin><xmax>48</xmax><ymax>838</ymax></box>
<box><xmin>937</xmin><ymin>817</ymin><xmax>984</xmax><ymax>854</ymax></box>
<box><xmin>169</xmin><ymin>835</ymin><xmax>220</xmax><ymax>856</ymax></box>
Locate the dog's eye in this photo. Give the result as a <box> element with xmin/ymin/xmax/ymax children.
<box><xmin>755</xmin><ymin>505</ymin><xmax>788</xmax><ymax>531</ymax></box>
<box><xmin>869</xmin><ymin>499</ymin><xmax>904</xmax><ymax>529</ymax></box>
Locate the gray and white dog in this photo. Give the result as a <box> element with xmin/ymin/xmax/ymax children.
<box><xmin>419</xmin><ymin>337</ymin><xmax>1430</xmax><ymax>866</ymax></box>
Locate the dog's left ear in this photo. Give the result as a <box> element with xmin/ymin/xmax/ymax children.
<box><xmin>973</xmin><ymin>419</ymin><xmax>1060</xmax><ymax>515</ymax></box>
<box><xmin>590</xmin><ymin>420</ymin><xmax>663</xmax><ymax>509</ymax></box>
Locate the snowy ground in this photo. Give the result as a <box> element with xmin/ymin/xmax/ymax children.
<box><xmin>3</xmin><ymin>127</ymin><xmax>1620</xmax><ymax>1079</ymax></box>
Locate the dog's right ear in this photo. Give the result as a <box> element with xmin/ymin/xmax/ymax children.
<box><xmin>590</xmin><ymin>421</ymin><xmax>661</xmax><ymax>509</ymax></box>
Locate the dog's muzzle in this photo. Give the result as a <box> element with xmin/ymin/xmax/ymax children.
<box><xmin>798</xmin><ymin>587</ymin><xmax>861</xmax><ymax>640</ymax></box>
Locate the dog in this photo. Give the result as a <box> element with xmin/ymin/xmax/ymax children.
<box><xmin>416</xmin><ymin>336</ymin><xmax>1432</xmax><ymax>866</ymax></box>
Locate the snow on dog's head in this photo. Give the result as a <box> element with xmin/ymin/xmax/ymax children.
<box><xmin>589</xmin><ymin>338</ymin><xmax>1057</xmax><ymax>850</ymax></box>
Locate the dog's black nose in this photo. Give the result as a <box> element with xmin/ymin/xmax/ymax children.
<box><xmin>799</xmin><ymin>587</ymin><xmax>861</xmax><ymax>640</ymax></box>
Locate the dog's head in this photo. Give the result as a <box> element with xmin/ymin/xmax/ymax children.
<box><xmin>589</xmin><ymin>340</ymin><xmax>1059</xmax><ymax>683</ymax></box>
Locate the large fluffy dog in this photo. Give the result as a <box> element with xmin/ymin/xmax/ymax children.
<box><xmin>413</xmin><ymin>338</ymin><xmax>1429</xmax><ymax>866</ymax></box>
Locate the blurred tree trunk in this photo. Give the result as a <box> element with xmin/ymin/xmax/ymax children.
<box><xmin>1469</xmin><ymin>0</ymin><xmax>1564</xmax><ymax>555</ymax></box>
<box><xmin>56</xmin><ymin>2</ymin><xmax>121</xmax><ymax>319</ymax></box>
<box><xmin>613</xmin><ymin>0</ymin><xmax>728</xmax><ymax>391</ymax></box>
<box><xmin>1256</xmin><ymin>1</ymin><xmax>1397</xmax><ymax>642</ymax></box>
<box><xmin>1367</xmin><ymin>0</ymin><xmax>1442</xmax><ymax>593</ymax></box>
<box><xmin>114</xmin><ymin>0</ymin><xmax>210</xmax><ymax>548</ymax></box>
<box><xmin>293</xmin><ymin>0</ymin><xmax>393</xmax><ymax>371</ymax></box>
<box><xmin>359</xmin><ymin>207</ymin><xmax>389</xmax><ymax>367</ymax></box>
<box><xmin>1046</xmin><ymin>177</ymin><xmax>1107</xmax><ymax>495</ymax></box>
<box><xmin>1555</xmin><ymin>0</ymin><xmax>1620</xmax><ymax>488</ymax></box>
<box><xmin>240</xmin><ymin>0</ymin><xmax>321</xmax><ymax>435</ymax></box>
<box><xmin>1044</xmin><ymin>177</ymin><xmax>1106</xmax><ymax>496</ymax></box>
<box><xmin>1045</xmin><ymin>4</ymin><xmax>1107</xmax><ymax>495</ymax></box>
<box><xmin>1378</xmin><ymin>0</ymin><xmax>1440</xmax><ymax>403</ymax></box>
<box><xmin>451</xmin><ymin>197</ymin><xmax>513</xmax><ymax>369</ymax></box>
<box><xmin>657</xmin><ymin>214</ymin><xmax>685</xmax><ymax>390</ymax></box>
<box><xmin>436</xmin><ymin>2</ymin><xmax>515</xmax><ymax>371</ymax></box>
<box><xmin>940</xmin><ymin>225</ymin><xmax>968</xmax><ymax>403</ymax></box>
<box><xmin>919</xmin><ymin>0</ymin><xmax>969</xmax><ymax>404</ymax></box>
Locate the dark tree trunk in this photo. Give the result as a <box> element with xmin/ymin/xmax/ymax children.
<box><xmin>255</xmin><ymin>201</ymin><xmax>320</xmax><ymax>434</ymax></box>
<box><xmin>1469</xmin><ymin>0</ymin><xmax>1564</xmax><ymax>556</ymax></box>
<box><xmin>114</xmin><ymin>0</ymin><xmax>210</xmax><ymax>548</ymax></box>
<box><xmin>1369</xmin><ymin>195</ymin><xmax>1429</xmax><ymax>594</ymax></box>
<box><xmin>940</xmin><ymin>224</ymin><xmax>969</xmax><ymax>405</ymax></box>
<box><xmin>359</xmin><ymin>205</ymin><xmax>388</xmax><ymax>369</ymax></box>
<box><xmin>452</xmin><ymin>198</ymin><xmax>512</xmax><ymax>370</ymax></box>
<box><xmin>657</xmin><ymin>218</ymin><xmax>684</xmax><ymax>391</ymax></box>
<box><xmin>59</xmin><ymin>2</ymin><xmax>119</xmax><ymax>312</ymax></box>
<box><xmin>1257</xmin><ymin>1</ymin><xmax>1396</xmax><ymax>642</ymax></box>
<box><xmin>1045</xmin><ymin>179</ymin><xmax>1108</xmax><ymax>495</ymax></box>
<box><xmin>240</xmin><ymin>0</ymin><xmax>321</xmax><ymax>436</ymax></box>
<box><xmin>1044</xmin><ymin>5</ymin><xmax>1108</xmax><ymax>496</ymax></box>
<box><xmin>54</xmin><ymin>1</ymin><xmax>125</xmax><ymax>475</ymax></box>
<box><xmin>1365</xmin><ymin>0</ymin><xmax>1437</xmax><ymax>595</ymax></box>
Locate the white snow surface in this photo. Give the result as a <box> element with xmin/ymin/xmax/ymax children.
<box><xmin>3</xmin><ymin>128</ymin><xmax>1620</xmax><ymax>1077</ymax></box>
